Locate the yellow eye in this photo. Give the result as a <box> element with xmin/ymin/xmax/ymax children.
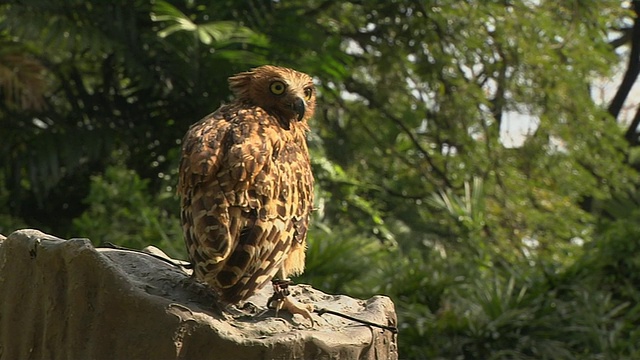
<box><xmin>303</xmin><ymin>87</ymin><xmax>313</xmax><ymax>100</ymax></box>
<box><xmin>270</xmin><ymin>81</ymin><xmax>286</xmax><ymax>95</ymax></box>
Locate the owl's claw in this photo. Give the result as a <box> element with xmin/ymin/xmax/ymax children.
<box><xmin>267</xmin><ymin>279</ymin><xmax>314</xmax><ymax>327</ymax></box>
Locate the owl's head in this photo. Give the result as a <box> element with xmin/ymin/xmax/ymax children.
<box><xmin>228</xmin><ymin>65</ymin><xmax>316</xmax><ymax>130</ymax></box>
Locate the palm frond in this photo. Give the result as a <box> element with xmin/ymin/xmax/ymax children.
<box><xmin>151</xmin><ymin>1</ymin><xmax>268</xmax><ymax>48</ymax></box>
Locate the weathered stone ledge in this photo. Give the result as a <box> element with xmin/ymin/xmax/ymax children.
<box><xmin>0</xmin><ymin>229</ymin><xmax>398</xmax><ymax>360</ymax></box>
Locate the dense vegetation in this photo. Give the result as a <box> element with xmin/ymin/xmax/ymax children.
<box><xmin>2</xmin><ymin>1</ymin><xmax>640</xmax><ymax>358</ymax></box>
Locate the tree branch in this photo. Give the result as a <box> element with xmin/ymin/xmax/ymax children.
<box><xmin>625</xmin><ymin>104</ymin><xmax>640</xmax><ymax>145</ymax></box>
<box><xmin>608</xmin><ymin>1</ymin><xmax>640</xmax><ymax>120</ymax></box>
<box><xmin>608</xmin><ymin>27</ymin><xmax>633</xmax><ymax>49</ymax></box>
<box><xmin>343</xmin><ymin>77</ymin><xmax>451</xmax><ymax>188</ymax></box>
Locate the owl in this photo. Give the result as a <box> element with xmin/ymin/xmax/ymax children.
<box><xmin>177</xmin><ymin>65</ymin><xmax>316</xmax><ymax>312</ymax></box>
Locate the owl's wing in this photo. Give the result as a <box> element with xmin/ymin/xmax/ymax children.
<box><xmin>178</xmin><ymin>112</ymin><xmax>232</xmax><ymax>271</ymax></box>
<box><xmin>178</xmin><ymin>109</ymin><xmax>280</xmax><ymax>302</ymax></box>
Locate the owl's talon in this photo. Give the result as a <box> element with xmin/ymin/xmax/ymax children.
<box><xmin>281</xmin><ymin>295</ymin><xmax>314</xmax><ymax>326</ymax></box>
<box><xmin>267</xmin><ymin>279</ymin><xmax>314</xmax><ymax>327</ymax></box>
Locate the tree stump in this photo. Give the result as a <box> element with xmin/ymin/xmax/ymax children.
<box><xmin>0</xmin><ymin>229</ymin><xmax>398</xmax><ymax>360</ymax></box>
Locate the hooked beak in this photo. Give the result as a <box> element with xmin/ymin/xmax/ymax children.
<box><xmin>291</xmin><ymin>97</ymin><xmax>306</xmax><ymax>122</ymax></box>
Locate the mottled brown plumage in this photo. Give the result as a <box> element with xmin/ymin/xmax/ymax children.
<box><xmin>177</xmin><ymin>65</ymin><xmax>315</xmax><ymax>304</ymax></box>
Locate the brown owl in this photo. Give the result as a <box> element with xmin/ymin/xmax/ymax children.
<box><xmin>177</xmin><ymin>65</ymin><xmax>315</xmax><ymax>314</ymax></box>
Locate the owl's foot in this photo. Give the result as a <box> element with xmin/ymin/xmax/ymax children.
<box><xmin>267</xmin><ymin>279</ymin><xmax>314</xmax><ymax>326</ymax></box>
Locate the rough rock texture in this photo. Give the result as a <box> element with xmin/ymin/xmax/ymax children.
<box><xmin>0</xmin><ymin>229</ymin><xmax>398</xmax><ymax>360</ymax></box>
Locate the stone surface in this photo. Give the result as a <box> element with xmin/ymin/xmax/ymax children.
<box><xmin>0</xmin><ymin>229</ymin><xmax>398</xmax><ymax>360</ymax></box>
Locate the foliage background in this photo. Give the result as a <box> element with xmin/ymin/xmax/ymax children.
<box><xmin>2</xmin><ymin>1</ymin><xmax>640</xmax><ymax>358</ymax></box>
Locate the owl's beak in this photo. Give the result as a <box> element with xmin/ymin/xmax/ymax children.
<box><xmin>292</xmin><ymin>97</ymin><xmax>306</xmax><ymax>122</ymax></box>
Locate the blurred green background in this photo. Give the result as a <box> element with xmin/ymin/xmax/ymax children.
<box><xmin>2</xmin><ymin>1</ymin><xmax>640</xmax><ymax>358</ymax></box>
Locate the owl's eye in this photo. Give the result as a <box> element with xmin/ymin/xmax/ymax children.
<box><xmin>270</xmin><ymin>81</ymin><xmax>286</xmax><ymax>95</ymax></box>
<box><xmin>303</xmin><ymin>87</ymin><xmax>313</xmax><ymax>100</ymax></box>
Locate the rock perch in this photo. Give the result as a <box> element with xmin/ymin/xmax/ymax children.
<box><xmin>0</xmin><ymin>229</ymin><xmax>398</xmax><ymax>359</ymax></box>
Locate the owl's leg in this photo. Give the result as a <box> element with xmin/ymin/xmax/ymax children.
<box><xmin>266</xmin><ymin>278</ymin><xmax>290</xmax><ymax>317</ymax></box>
<box><xmin>267</xmin><ymin>278</ymin><xmax>314</xmax><ymax>326</ymax></box>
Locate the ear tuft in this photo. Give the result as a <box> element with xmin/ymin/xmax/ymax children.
<box><xmin>228</xmin><ymin>70</ymin><xmax>254</xmax><ymax>99</ymax></box>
